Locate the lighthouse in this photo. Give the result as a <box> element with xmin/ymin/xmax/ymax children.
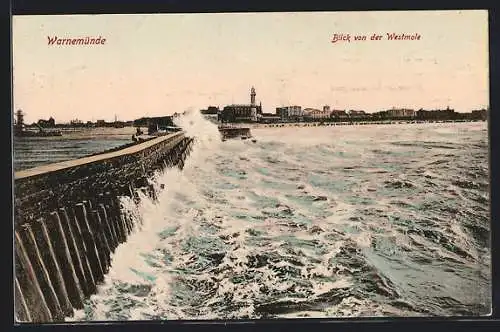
<box><xmin>14</xmin><ymin>109</ymin><xmax>24</xmax><ymax>134</ymax></box>
<box><xmin>250</xmin><ymin>86</ymin><xmax>256</xmax><ymax>106</ymax></box>
<box><xmin>250</xmin><ymin>87</ymin><xmax>257</xmax><ymax>121</ymax></box>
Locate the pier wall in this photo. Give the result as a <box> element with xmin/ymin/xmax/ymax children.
<box><xmin>13</xmin><ymin>132</ymin><xmax>194</xmax><ymax>323</ymax></box>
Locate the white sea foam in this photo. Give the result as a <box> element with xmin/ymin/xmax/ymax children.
<box><xmin>74</xmin><ymin>120</ymin><xmax>489</xmax><ymax>320</ymax></box>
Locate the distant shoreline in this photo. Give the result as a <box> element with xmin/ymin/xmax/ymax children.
<box><xmin>221</xmin><ymin>119</ymin><xmax>487</xmax><ymax>129</ymax></box>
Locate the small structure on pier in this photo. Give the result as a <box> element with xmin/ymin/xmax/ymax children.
<box><xmin>218</xmin><ymin>125</ymin><xmax>252</xmax><ymax>141</ymax></box>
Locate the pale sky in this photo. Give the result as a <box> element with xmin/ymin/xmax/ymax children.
<box><xmin>12</xmin><ymin>10</ymin><xmax>489</xmax><ymax>123</ymax></box>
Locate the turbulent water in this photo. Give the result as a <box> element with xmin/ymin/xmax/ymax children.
<box><xmin>70</xmin><ymin>113</ymin><xmax>490</xmax><ymax>320</ymax></box>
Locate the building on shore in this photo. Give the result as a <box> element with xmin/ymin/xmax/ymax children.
<box><xmin>330</xmin><ymin>109</ymin><xmax>349</xmax><ymax>120</ymax></box>
<box><xmin>200</xmin><ymin>106</ymin><xmax>220</xmax><ymax>115</ymax></box>
<box><xmin>37</xmin><ymin>117</ymin><xmax>56</xmax><ymax>128</ymax></box>
<box><xmin>199</xmin><ymin>106</ymin><xmax>220</xmax><ymax>124</ymax></box>
<box><xmin>471</xmin><ymin>109</ymin><xmax>488</xmax><ymax>120</ymax></box>
<box><xmin>276</xmin><ymin>105</ymin><xmax>303</xmax><ymax>121</ymax></box>
<box><xmin>303</xmin><ymin>108</ymin><xmax>329</xmax><ymax>120</ymax></box>
<box><xmin>219</xmin><ymin>87</ymin><xmax>263</xmax><ymax>123</ymax></box>
<box><xmin>348</xmin><ymin>110</ymin><xmax>367</xmax><ymax>118</ymax></box>
<box><xmin>372</xmin><ymin>108</ymin><xmax>416</xmax><ymax>119</ymax></box>
<box><xmin>416</xmin><ymin>107</ymin><xmax>457</xmax><ymax>120</ymax></box>
<box><xmin>301</xmin><ymin>107</ymin><xmax>350</xmax><ymax>121</ymax></box>
<box><xmin>220</xmin><ymin>104</ymin><xmax>262</xmax><ymax>122</ymax></box>
<box><xmin>385</xmin><ymin>108</ymin><xmax>416</xmax><ymax>118</ymax></box>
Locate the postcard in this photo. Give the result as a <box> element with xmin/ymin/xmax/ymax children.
<box><xmin>12</xmin><ymin>10</ymin><xmax>490</xmax><ymax>323</ymax></box>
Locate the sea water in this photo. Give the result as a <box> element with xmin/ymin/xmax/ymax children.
<box><xmin>69</xmin><ymin>113</ymin><xmax>490</xmax><ymax>320</ymax></box>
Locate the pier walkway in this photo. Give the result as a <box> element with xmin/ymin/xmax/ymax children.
<box><xmin>14</xmin><ymin>131</ymin><xmax>194</xmax><ymax>323</ymax></box>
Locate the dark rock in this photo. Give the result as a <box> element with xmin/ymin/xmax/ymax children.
<box><xmin>207</xmin><ymin>253</ymin><xmax>225</xmax><ymax>266</ymax></box>
<box><xmin>309</xmin><ymin>225</ymin><xmax>323</xmax><ymax>234</ymax></box>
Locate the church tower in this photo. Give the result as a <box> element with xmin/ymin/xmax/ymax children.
<box><xmin>250</xmin><ymin>86</ymin><xmax>256</xmax><ymax>106</ymax></box>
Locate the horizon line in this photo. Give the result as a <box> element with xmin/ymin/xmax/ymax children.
<box><xmin>13</xmin><ymin>105</ymin><xmax>490</xmax><ymax>124</ymax></box>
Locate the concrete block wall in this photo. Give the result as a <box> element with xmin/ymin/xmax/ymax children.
<box><xmin>13</xmin><ymin>132</ymin><xmax>194</xmax><ymax>323</ymax></box>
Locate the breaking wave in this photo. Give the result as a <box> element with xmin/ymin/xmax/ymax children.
<box><xmin>69</xmin><ymin>117</ymin><xmax>490</xmax><ymax>321</ymax></box>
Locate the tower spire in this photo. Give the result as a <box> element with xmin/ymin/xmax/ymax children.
<box><xmin>250</xmin><ymin>86</ymin><xmax>256</xmax><ymax>106</ymax></box>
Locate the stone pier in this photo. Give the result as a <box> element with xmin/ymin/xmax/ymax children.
<box><xmin>13</xmin><ymin>132</ymin><xmax>194</xmax><ymax>323</ymax></box>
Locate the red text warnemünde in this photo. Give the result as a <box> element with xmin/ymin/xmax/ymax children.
<box><xmin>47</xmin><ymin>36</ymin><xmax>106</xmax><ymax>46</ymax></box>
